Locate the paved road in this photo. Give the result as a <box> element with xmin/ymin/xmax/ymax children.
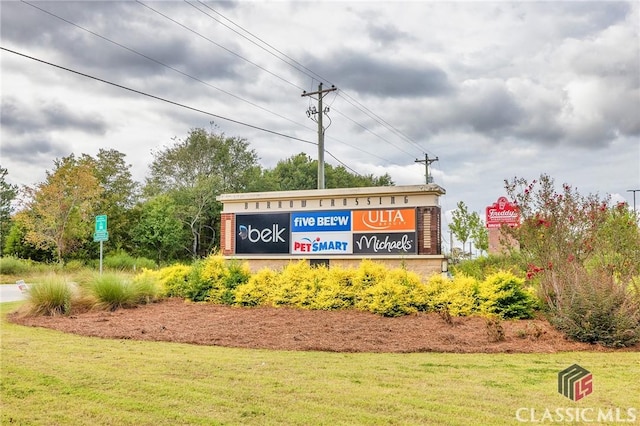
<box><xmin>0</xmin><ymin>283</ymin><xmax>28</xmax><ymax>303</ymax></box>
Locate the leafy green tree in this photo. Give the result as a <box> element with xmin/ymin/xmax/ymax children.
<box><xmin>470</xmin><ymin>212</ymin><xmax>489</xmax><ymax>256</ymax></box>
<box><xmin>81</xmin><ymin>149</ymin><xmax>140</xmax><ymax>254</ymax></box>
<box><xmin>3</xmin><ymin>213</ymin><xmax>54</xmax><ymax>261</ymax></box>
<box><xmin>133</xmin><ymin>195</ymin><xmax>185</xmax><ymax>264</ymax></box>
<box><xmin>19</xmin><ymin>155</ymin><xmax>103</xmax><ymax>263</ymax></box>
<box><xmin>144</xmin><ymin>126</ymin><xmax>260</xmax><ymax>257</ymax></box>
<box><xmin>0</xmin><ymin>165</ymin><xmax>18</xmax><ymax>251</ymax></box>
<box><xmin>449</xmin><ymin>201</ymin><xmax>475</xmax><ymax>258</ymax></box>
<box><xmin>257</xmin><ymin>153</ymin><xmax>394</xmax><ymax>191</ymax></box>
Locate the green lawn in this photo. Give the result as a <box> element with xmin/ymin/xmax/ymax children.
<box><xmin>1</xmin><ymin>301</ymin><xmax>638</xmax><ymax>425</ymax></box>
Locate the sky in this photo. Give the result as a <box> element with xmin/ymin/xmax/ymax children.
<box><xmin>1</xmin><ymin>0</ymin><xmax>639</xmax><ymax>241</ymax></box>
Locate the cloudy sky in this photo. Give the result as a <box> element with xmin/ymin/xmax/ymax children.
<box><xmin>1</xmin><ymin>1</ymin><xmax>639</xmax><ymax>240</ymax></box>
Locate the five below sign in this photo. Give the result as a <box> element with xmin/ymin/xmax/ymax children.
<box><xmin>94</xmin><ymin>215</ymin><xmax>109</xmax><ymax>242</ymax></box>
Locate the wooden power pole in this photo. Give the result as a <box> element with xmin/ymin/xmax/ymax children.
<box><xmin>302</xmin><ymin>83</ymin><xmax>337</xmax><ymax>189</ymax></box>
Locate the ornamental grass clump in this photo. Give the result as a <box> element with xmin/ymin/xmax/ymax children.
<box><xmin>25</xmin><ymin>275</ymin><xmax>74</xmax><ymax>316</ymax></box>
<box><xmin>89</xmin><ymin>273</ymin><xmax>138</xmax><ymax>311</ymax></box>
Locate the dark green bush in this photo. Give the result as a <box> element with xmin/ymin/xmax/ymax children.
<box><xmin>104</xmin><ymin>251</ymin><xmax>157</xmax><ymax>272</ymax></box>
<box><xmin>545</xmin><ymin>266</ymin><xmax>640</xmax><ymax>347</ymax></box>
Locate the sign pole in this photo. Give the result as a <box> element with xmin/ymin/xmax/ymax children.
<box><xmin>99</xmin><ymin>240</ymin><xmax>103</xmax><ymax>275</ymax></box>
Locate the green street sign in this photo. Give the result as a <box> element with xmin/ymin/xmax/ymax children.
<box><xmin>95</xmin><ymin>215</ymin><xmax>107</xmax><ymax>233</ymax></box>
<box><xmin>94</xmin><ymin>215</ymin><xmax>108</xmax><ymax>242</ymax></box>
<box><xmin>93</xmin><ymin>231</ymin><xmax>109</xmax><ymax>242</ymax></box>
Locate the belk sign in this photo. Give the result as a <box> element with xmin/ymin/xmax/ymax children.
<box><xmin>486</xmin><ymin>197</ymin><xmax>520</xmax><ymax>228</ymax></box>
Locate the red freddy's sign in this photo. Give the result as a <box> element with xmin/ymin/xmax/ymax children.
<box><xmin>486</xmin><ymin>196</ymin><xmax>520</xmax><ymax>228</ymax></box>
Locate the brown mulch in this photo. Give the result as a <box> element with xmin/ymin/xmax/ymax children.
<box><xmin>8</xmin><ymin>298</ymin><xmax>639</xmax><ymax>353</ymax></box>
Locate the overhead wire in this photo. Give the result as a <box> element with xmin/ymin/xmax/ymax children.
<box><xmin>177</xmin><ymin>1</ymin><xmax>434</xmax><ymax>164</ymax></box>
<box><xmin>18</xmin><ymin>1</ymin><xmax>428</xmax><ymax>176</ymax></box>
<box><xmin>134</xmin><ymin>0</ymin><xmax>411</xmax><ymax>169</ymax></box>
<box><xmin>19</xmin><ymin>0</ymin><xmax>379</xmax><ymax>174</ymax></box>
<box><xmin>187</xmin><ymin>0</ymin><xmax>330</xmax><ymax>85</ymax></box>
<box><xmin>20</xmin><ymin>0</ymin><xmax>313</xmax><ymax>135</ymax></box>
<box><xmin>0</xmin><ymin>47</ymin><xmax>313</xmax><ymax>145</ymax></box>
<box><xmin>0</xmin><ymin>46</ymin><xmax>362</xmax><ymax>177</ymax></box>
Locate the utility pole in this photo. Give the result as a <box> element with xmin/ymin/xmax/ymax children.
<box><xmin>415</xmin><ymin>153</ymin><xmax>439</xmax><ymax>184</ymax></box>
<box><xmin>302</xmin><ymin>83</ymin><xmax>337</xmax><ymax>189</ymax></box>
<box><xmin>628</xmin><ymin>189</ymin><xmax>640</xmax><ymax>212</ymax></box>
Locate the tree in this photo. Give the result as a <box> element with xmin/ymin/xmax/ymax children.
<box><xmin>133</xmin><ymin>195</ymin><xmax>185</xmax><ymax>264</ymax></box>
<box><xmin>258</xmin><ymin>153</ymin><xmax>394</xmax><ymax>191</ymax></box>
<box><xmin>19</xmin><ymin>155</ymin><xmax>103</xmax><ymax>263</ymax></box>
<box><xmin>0</xmin><ymin>165</ymin><xmax>18</xmax><ymax>251</ymax></box>
<box><xmin>81</xmin><ymin>149</ymin><xmax>140</xmax><ymax>253</ymax></box>
<box><xmin>449</xmin><ymin>201</ymin><xmax>475</xmax><ymax>258</ymax></box>
<box><xmin>3</xmin><ymin>212</ymin><xmax>54</xmax><ymax>261</ymax></box>
<box><xmin>145</xmin><ymin>127</ymin><xmax>261</xmax><ymax>258</ymax></box>
<box><xmin>503</xmin><ymin>174</ymin><xmax>640</xmax><ymax>347</ymax></box>
<box><xmin>468</xmin><ymin>212</ymin><xmax>488</xmax><ymax>256</ymax></box>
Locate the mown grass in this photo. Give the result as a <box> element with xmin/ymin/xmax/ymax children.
<box><xmin>1</xmin><ymin>301</ymin><xmax>638</xmax><ymax>425</ymax></box>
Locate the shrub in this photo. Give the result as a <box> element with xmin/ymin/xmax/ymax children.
<box><xmin>545</xmin><ymin>266</ymin><xmax>640</xmax><ymax>347</ymax></box>
<box><xmin>89</xmin><ymin>273</ymin><xmax>138</xmax><ymax>311</ymax></box>
<box><xmin>26</xmin><ymin>275</ymin><xmax>74</xmax><ymax>316</ymax></box>
<box><xmin>192</xmin><ymin>254</ymin><xmax>251</xmax><ymax>304</ymax></box>
<box><xmin>157</xmin><ymin>264</ymin><xmax>192</xmax><ymax>298</ymax></box>
<box><xmin>478</xmin><ymin>271</ymin><xmax>536</xmax><ymax>319</ymax></box>
<box><xmin>235</xmin><ymin>268</ymin><xmax>277</xmax><ymax>307</ymax></box>
<box><xmin>310</xmin><ymin>267</ymin><xmax>355</xmax><ymax>310</ymax></box>
<box><xmin>270</xmin><ymin>260</ymin><xmax>319</xmax><ymax>308</ymax></box>
<box><xmin>104</xmin><ymin>251</ymin><xmax>157</xmax><ymax>272</ymax></box>
<box><xmin>356</xmin><ymin>275</ymin><xmax>417</xmax><ymax>317</ymax></box>
<box><xmin>186</xmin><ymin>260</ymin><xmax>213</xmax><ymax>302</ymax></box>
<box><xmin>0</xmin><ymin>256</ymin><xmax>30</xmax><ymax>275</ymax></box>
<box><xmin>504</xmin><ymin>174</ymin><xmax>640</xmax><ymax>345</ymax></box>
<box><xmin>425</xmin><ymin>274</ymin><xmax>479</xmax><ymax>316</ymax></box>
<box><xmin>220</xmin><ymin>260</ymin><xmax>251</xmax><ymax>304</ymax></box>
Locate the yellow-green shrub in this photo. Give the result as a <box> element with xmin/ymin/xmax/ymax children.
<box><xmin>157</xmin><ymin>264</ymin><xmax>191</xmax><ymax>298</ymax></box>
<box><xmin>425</xmin><ymin>274</ymin><xmax>479</xmax><ymax>316</ymax></box>
<box><xmin>309</xmin><ymin>266</ymin><xmax>354</xmax><ymax>310</ymax></box>
<box><xmin>269</xmin><ymin>260</ymin><xmax>319</xmax><ymax>308</ymax></box>
<box><xmin>235</xmin><ymin>268</ymin><xmax>277</xmax><ymax>307</ymax></box>
<box><xmin>478</xmin><ymin>271</ymin><xmax>536</xmax><ymax>319</ymax></box>
<box><xmin>356</xmin><ymin>275</ymin><xmax>417</xmax><ymax>317</ymax></box>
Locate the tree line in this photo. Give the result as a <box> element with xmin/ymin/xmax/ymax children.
<box><xmin>1</xmin><ymin>127</ymin><xmax>393</xmax><ymax>265</ymax></box>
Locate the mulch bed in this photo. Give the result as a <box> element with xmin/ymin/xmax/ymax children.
<box><xmin>10</xmin><ymin>298</ymin><xmax>639</xmax><ymax>353</ymax></box>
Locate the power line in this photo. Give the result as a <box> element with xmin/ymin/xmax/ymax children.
<box><xmin>1</xmin><ymin>46</ymin><xmax>363</xmax><ymax>177</ymax></box>
<box><xmin>136</xmin><ymin>0</ymin><xmax>305</xmax><ymax>92</ymax></box>
<box><xmin>20</xmin><ymin>0</ymin><xmax>313</xmax><ymax>135</ymax></box>
<box><xmin>187</xmin><ymin>0</ymin><xmax>330</xmax><ymax>85</ymax></box>
<box><xmin>173</xmin><ymin>1</ymin><xmax>435</xmax><ymax>166</ymax></box>
<box><xmin>15</xmin><ymin>1</ymin><xmax>427</xmax><ymax>176</ymax></box>
<box><xmin>0</xmin><ymin>46</ymin><xmax>315</xmax><ymax>145</ymax></box>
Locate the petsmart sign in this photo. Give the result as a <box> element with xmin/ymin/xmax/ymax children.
<box><xmin>291</xmin><ymin>232</ymin><xmax>352</xmax><ymax>254</ymax></box>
